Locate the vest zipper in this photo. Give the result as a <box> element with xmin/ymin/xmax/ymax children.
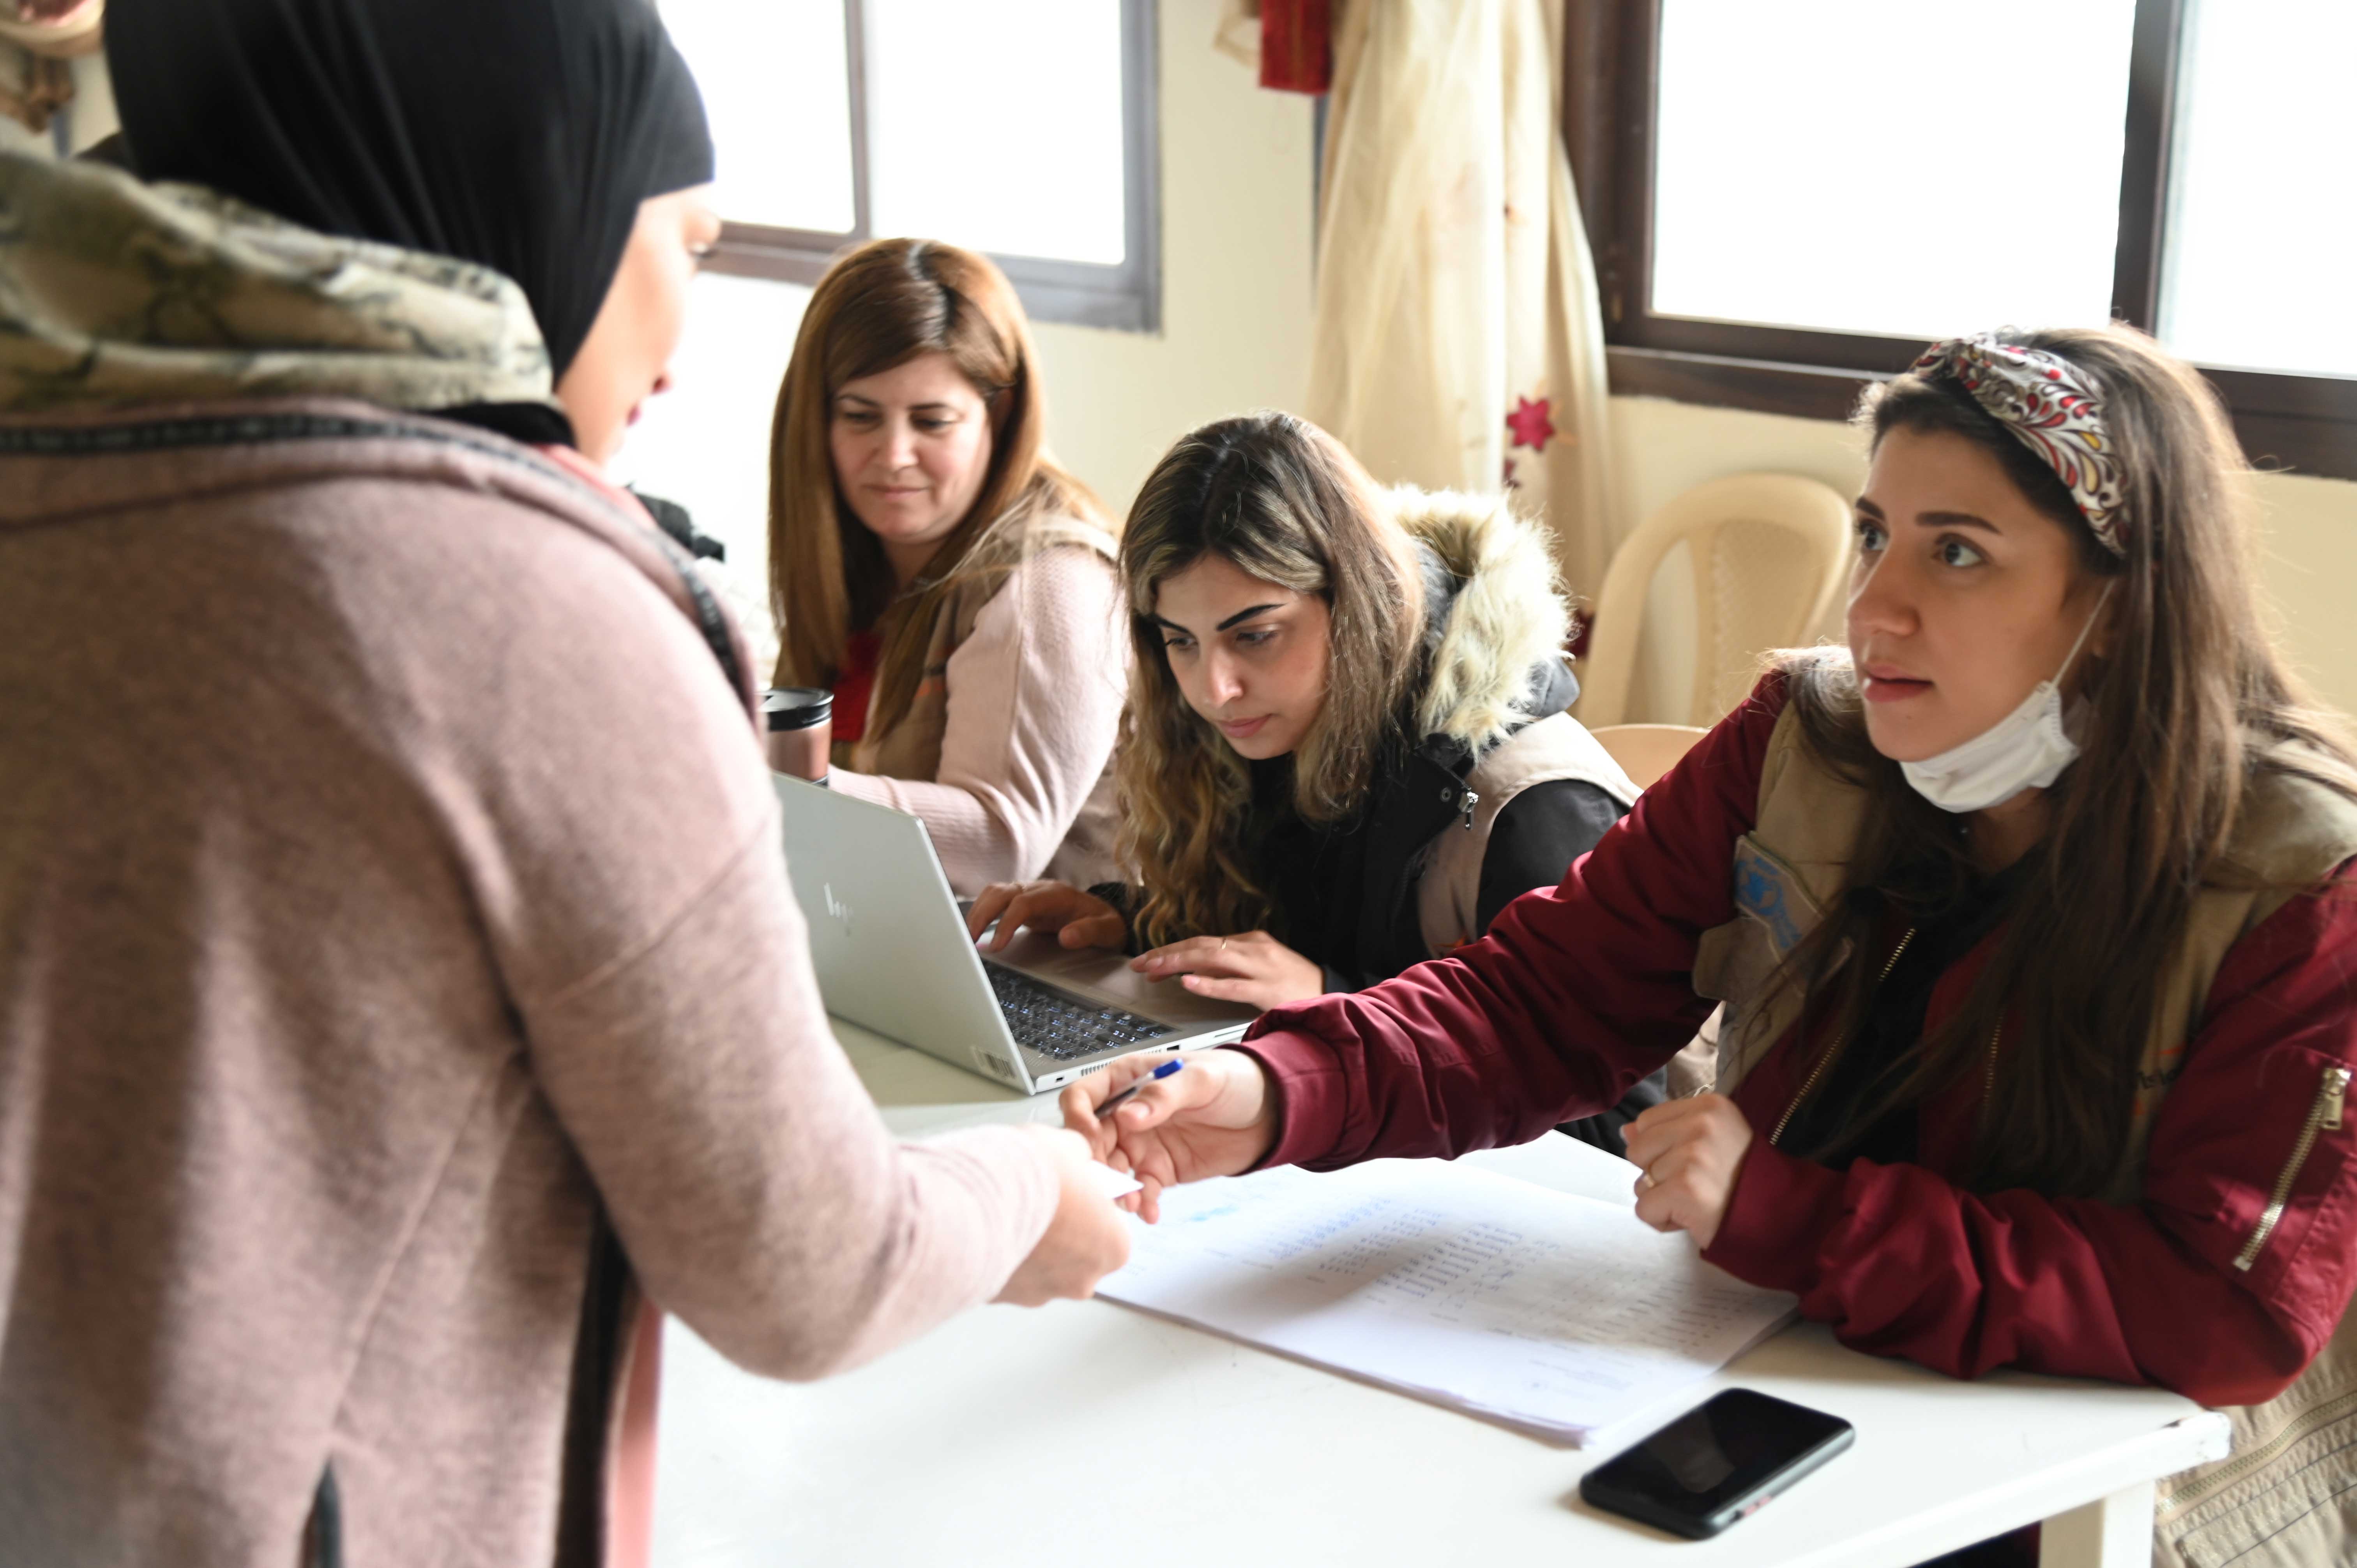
<box><xmin>2156</xmin><ymin>1384</ymin><xmax>2357</xmax><ymax>1521</ymax></box>
<box><xmin>1459</xmin><ymin>786</ymin><xmax>1481</xmax><ymax>830</ymax></box>
<box><xmin>1770</xmin><ymin>927</ymin><xmax>1916</xmax><ymax>1147</ymax></box>
<box><xmin>2232</xmin><ymin>1065</ymin><xmax>2350</xmax><ymax>1273</ymax></box>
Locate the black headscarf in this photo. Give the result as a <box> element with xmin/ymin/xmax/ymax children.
<box><xmin>107</xmin><ymin>0</ymin><xmax>713</xmax><ymax>389</ymax></box>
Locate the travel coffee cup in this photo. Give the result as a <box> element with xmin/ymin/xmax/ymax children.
<box><xmin>763</xmin><ymin>687</ymin><xmax>833</xmax><ymax>783</ymax></box>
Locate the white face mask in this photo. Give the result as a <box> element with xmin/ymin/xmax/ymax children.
<box><xmin>1898</xmin><ymin>585</ymin><xmax>2113</xmax><ymax>815</ymax></box>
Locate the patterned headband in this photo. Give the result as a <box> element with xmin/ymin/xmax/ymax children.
<box><xmin>1908</xmin><ymin>335</ymin><xmax>2127</xmax><ymax>555</ymax></box>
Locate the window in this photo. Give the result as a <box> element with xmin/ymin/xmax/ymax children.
<box><xmin>661</xmin><ymin>0</ymin><xmax>1161</xmax><ymax>332</ymax></box>
<box><xmin>1565</xmin><ymin>0</ymin><xmax>2357</xmax><ymax>479</ymax></box>
<box><xmin>2159</xmin><ymin>2</ymin><xmax>2357</xmax><ymax>379</ymax></box>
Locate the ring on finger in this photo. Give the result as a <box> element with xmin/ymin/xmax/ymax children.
<box><xmin>1218</xmin><ymin>937</ymin><xmax>1229</xmax><ymax>952</ymax></box>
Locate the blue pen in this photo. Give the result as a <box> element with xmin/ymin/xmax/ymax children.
<box><xmin>1095</xmin><ymin>1056</ymin><xmax>1184</xmax><ymax>1119</ymax></box>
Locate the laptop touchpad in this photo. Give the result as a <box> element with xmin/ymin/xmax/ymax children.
<box><xmin>987</xmin><ymin>929</ymin><xmax>1259</xmax><ymax>1027</ymax></box>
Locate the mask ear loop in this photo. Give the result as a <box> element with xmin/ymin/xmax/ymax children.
<box><xmin>2055</xmin><ymin>581</ymin><xmax>2115</xmax><ymax>687</ymax></box>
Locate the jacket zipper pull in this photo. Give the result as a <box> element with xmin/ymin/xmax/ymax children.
<box><xmin>1460</xmin><ymin>786</ymin><xmax>1481</xmax><ymax>831</ymax></box>
<box><xmin>2233</xmin><ymin>1063</ymin><xmax>2353</xmax><ymax>1271</ymax></box>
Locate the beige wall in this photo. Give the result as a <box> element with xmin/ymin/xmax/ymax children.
<box><xmin>1604</xmin><ymin>396</ymin><xmax>2357</xmax><ymax>723</ymax></box>
<box><xmin>1029</xmin><ymin>7</ymin><xmax>1317</xmax><ymax>517</ymax></box>
<box><xmin>620</xmin><ymin>0</ymin><xmax>1316</xmax><ymax>674</ymax></box>
<box><xmin>2248</xmin><ymin>471</ymin><xmax>2357</xmax><ymax>720</ymax></box>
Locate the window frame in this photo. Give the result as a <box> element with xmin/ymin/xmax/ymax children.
<box><xmin>698</xmin><ymin>0</ymin><xmax>1163</xmax><ymax>334</ymax></box>
<box><xmin>1563</xmin><ymin>0</ymin><xmax>2357</xmax><ymax>480</ymax></box>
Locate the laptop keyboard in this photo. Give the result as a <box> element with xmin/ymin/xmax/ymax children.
<box><xmin>986</xmin><ymin>966</ymin><xmax>1176</xmax><ymax>1061</ymax></box>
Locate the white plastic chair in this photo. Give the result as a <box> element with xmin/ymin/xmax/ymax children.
<box><xmin>1577</xmin><ymin>473</ymin><xmax>1854</xmax><ymax>729</ymax></box>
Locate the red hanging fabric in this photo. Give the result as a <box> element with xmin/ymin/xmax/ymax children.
<box><xmin>1258</xmin><ymin>0</ymin><xmax>1331</xmax><ymax>94</ymax></box>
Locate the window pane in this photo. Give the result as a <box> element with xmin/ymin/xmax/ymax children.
<box><xmin>663</xmin><ymin>0</ymin><xmax>856</xmax><ymax>234</ymax></box>
<box><xmin>2161</xmin><ymin>0</ymin><xmax>2357</xmax><ymax>376</ymax></box>
<box><xmin>1651</xmin><ymin>0</ymin><xmax>2137</xmax><ymax>340</ymax></box>
<box><xmin>866</xmin><ymin>0</ymin><xmax>1127</xmax><ymax>265</ymax></box>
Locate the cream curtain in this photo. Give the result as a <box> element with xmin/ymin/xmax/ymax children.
<box><xmin>1302</xmin><ymin>0</ymin><xmax>1620</xmax><ymax>607</ymax></box>
<box><xmin>1212</xmin><ymin>0</ymin><xmax>1261</xmax><ymax>69</ymax></box>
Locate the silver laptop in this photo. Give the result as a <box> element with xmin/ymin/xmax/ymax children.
<box><xmin>774</xmin><ymin>775</ymin><xmax>1257</xmax><ymax>1093</ymax></box>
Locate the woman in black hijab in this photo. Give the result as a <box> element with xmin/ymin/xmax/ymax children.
<box><xmin>0</xmin><ymin>6</ymin><xmax>1133</xmax><ymax>1567</ymax></box>
<box><xmin>107</xmin><ymin>0</ymin><xmax>717</xmax><ymax>452</ymax></box>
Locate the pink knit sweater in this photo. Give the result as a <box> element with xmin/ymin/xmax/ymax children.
<box><xmin>832</xmin><ymin>544</ymin><xmax>1128</xmax><ymax>893</ymax></box>
<box><xmin>0</xmin><ymin>400</ymin><xmax>1061</xmax><ymax>1567</ymax></box>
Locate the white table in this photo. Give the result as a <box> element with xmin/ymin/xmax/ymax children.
<box><xmin>653</xmin><ymin>1023</ymin><xmax>2229</xmax><ymax>1568</ymax></box>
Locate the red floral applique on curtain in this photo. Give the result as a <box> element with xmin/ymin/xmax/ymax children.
<box><xmin>1506</xmin><ymin>394</ymin><xmax>1555</xmax><ymax>451</ymax></box>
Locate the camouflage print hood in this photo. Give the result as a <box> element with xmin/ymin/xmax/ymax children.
<box><xmin>0</xmin><ymin>151</ymin><xmax>560</xmax><ymax>418</ymax></box>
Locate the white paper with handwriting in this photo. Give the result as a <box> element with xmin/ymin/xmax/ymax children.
<box><xmin>1097</xmin><ymin>1158</ymin><xmax>1797</xmax><ymax>1444</ymax></box>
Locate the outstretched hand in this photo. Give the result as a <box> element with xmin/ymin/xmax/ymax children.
<box><xmin>1060</xmin><ymin>1051</ymin><xmax>1279</xmax><ymax>1223</ymax></box>
<box><xmin>992</xmin><ymin>1127</ymin><xmax>1134</xmax><ymax>1306</ymax></box>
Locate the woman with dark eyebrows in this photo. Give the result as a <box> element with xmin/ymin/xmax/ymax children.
<box><xmin>1073</xmin><ymin>328</ymin><xmax>2357</xmax><ymax>1568</ymax></box>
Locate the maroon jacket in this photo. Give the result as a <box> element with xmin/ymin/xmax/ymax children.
<box><xmin>1238</xmin><ymin>675</ymin><xmax>2357</xmax><ymax>1409</ymax></box>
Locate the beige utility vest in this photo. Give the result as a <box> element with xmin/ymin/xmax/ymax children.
<box><xmin>836</xmin><ymin>515</ymin><xmax>1113</xmax><ymax>783</ymax></box>
<box><xmin>1693</xmin><ymin>706</ymin><xmax>2357</xmax><ymax>1568</ymax></box>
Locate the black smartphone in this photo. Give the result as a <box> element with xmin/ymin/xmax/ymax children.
<box><xmin>1579</xmin><ymin>1388</ymin><xmax>1854</xmax><ymax>1539</ymax></box>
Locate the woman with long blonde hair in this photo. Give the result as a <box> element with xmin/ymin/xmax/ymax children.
<box><xmin>768</xmin><ymin>238</ymin><xmax>1124</xmax><ymax>891</ymax></box>
<box><xmin>971</xmin><ymin>410</ymin><xmax>1675</xmax><ymax>1150</ymax></box>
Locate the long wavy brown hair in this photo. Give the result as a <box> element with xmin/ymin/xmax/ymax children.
<box><xmin>767</xmin><ymin>238</ymin><xmax>1105</xmax><ymax>738</ymax></box>
<box><xmin>1116</xmin><ymin>412</ymin><xmax>1427</xmax><ymax>948</ymax></box>
<box><xmin>1771</xmin><ymin>324</ymin><xmax>2357</xmax><ymax>1196</ymax></box>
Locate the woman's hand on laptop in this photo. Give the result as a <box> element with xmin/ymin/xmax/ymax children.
<box><xmin>1131</xmin><ymin>931</ymin><xmax>1321</xmax><ymax>1011</ymax></box>
<box><xmin>994</xmin><ymin>1127</ymin><xmax>1134</xmax><ymax>1305</ymax></box>
<box><xmin>1062</xmin><ymin>1051</ymin><xmax>1278</xmax><ymax>1223</ymax></box>
<box><xmin>967</xmin><ymin>881</ymin><xmax>1126</xmax><ymax>953</ymax></box>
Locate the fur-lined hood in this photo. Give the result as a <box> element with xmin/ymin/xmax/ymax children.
<box><xmin>1391</xmin><ymin>486</ymin><xmax>1577</xmax><ymax>752</ymax></box>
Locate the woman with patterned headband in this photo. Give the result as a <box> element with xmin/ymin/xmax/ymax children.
<box><xmin>1068</xmin><ymin>325</ymin><xmax>2357</xmax><ymax>1566</ymax></box>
